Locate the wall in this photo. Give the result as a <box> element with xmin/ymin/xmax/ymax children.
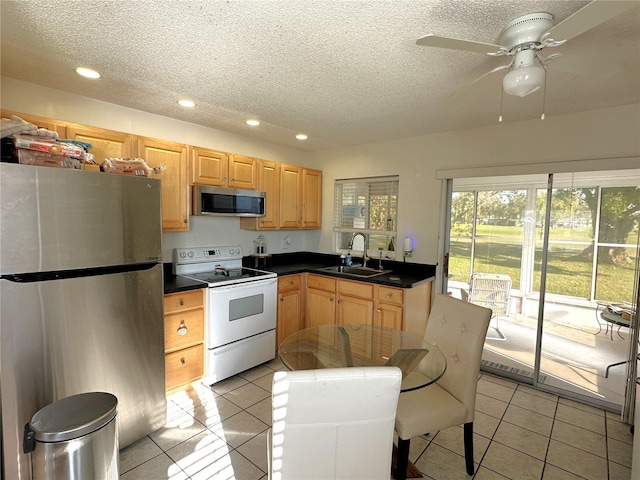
<box><xmin>312</xmin><ymin>104</ymin><xmax>640</xmax><ymax>282</ymax></box>
<box><xmin>1</xmin><ymin>77</ymin><xmax>319</xmax><ymax>260</ymax></box>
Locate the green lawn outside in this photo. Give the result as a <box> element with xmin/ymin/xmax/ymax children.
<box><xmin>449</xmin><ymin>229</ymin><xmax>637</xmax><ymax>303</ymax></box>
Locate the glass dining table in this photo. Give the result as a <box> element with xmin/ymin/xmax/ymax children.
<box><xmin>278</xmin><ymin>323</ymin><xmax>447</xmax><ymax>392</ymax></box>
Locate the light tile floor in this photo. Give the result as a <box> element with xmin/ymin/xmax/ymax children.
<box><xmin>119</xmin><ymin>358</ymin><xmax>634</xmax><ymax>479</ymax></box>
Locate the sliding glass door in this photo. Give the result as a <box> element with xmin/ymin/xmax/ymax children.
<box><xmin>444</xmin><ymin>170</ymin><xmax>639</xmax><ymax>411</ymax></box>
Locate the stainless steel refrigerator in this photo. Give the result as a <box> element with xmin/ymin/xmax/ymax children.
<box><xmin>0</xmin><ymin>162</ymin><xmax>166</xmax><ymax>480</ymax></box>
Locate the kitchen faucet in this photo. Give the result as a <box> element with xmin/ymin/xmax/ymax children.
<box><xmin>348</xmin><ymin>232</ymin><xmax>369</xmax><ymax>266</ymax></box>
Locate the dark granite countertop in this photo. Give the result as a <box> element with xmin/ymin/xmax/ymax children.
<box><xmin>243</xmin><ymin>252</ymin><xmax>436</xmax><ymax>289</ymax></box>
<box><xmin>163</xmin><ymin>263</ymin><xmax>207</xmax><ymax>294</ymax></box>
<box><xmin>164</xmin><ymin>252</ymin><xmax>436</xmax><ymax>294</ymax></box>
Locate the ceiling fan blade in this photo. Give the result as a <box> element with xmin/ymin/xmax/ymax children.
<box><xmin>545</xmin><ymin>0</ymin><xmax>638</xmax><ymax>43</ymax></box>
<box><xmin>416</xmin><ymin>34</ymin><xmax>504</xmax><ymax>54</ymax></box>
<box><xmin>448</xmin><ymin>62</ymin><xmax>512</xmax><ymax>100</ymax></box>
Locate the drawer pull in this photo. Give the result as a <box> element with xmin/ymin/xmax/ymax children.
<box><xmin>180</xmin><ymin>357</ymin><xmax>186</xmax><ymax>365</ymax></box>
<box><xmin>179</xmin><ymin>298</ymin><xmax>184</xmax><ymax>306</ymax></box>
<box><xmin>177</xmin><ymin>320</ymin><xmax>188</xmax><ymax>336</ymax></box>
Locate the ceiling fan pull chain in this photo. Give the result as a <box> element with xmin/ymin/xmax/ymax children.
<box><xmin>498</xmin><ymin>85</ymin><xmax>504</xmax><ymax>123</ymax></box>
<box><xmin>540</xmin><ymin>63</ymin><xmax>547</xmax><ymax>121</ymax></box>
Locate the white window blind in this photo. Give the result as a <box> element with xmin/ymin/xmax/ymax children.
<box><xmin>333</xmin><ymin>176</ymin><xmax>399</xmax><ymax>252</ymax></box>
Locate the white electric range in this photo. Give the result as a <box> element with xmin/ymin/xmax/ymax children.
<box><xmin>173</xmin><ymin>245</ymin><xmax>277</xmax><ymax>384</ymax></box>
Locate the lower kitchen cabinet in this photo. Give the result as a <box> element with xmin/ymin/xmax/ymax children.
<box><xmin>305</xmin><ymin>274</ymin><xmax>336</xmax><ymax>327</ymax></box>
<box><xmin>163</xmin><ymin>289</ymin><xmax>205</xmax><ymax>392</ymax></box>
<box><xmin>277</xmin><ymin>274</ymin><xmax>303</xmax><ymax>349</ymax></box>
<box><xmin>298</xmin><ymin>273</ymin><xmax>432</xmax><ymax>336</ymax></box>
<box><xmin>337</xmin><ymin>279</ymin><xmax>374</xmax><ymax>325</ymax></box>
<box><xmin>375</xmin><ymin>285</ymin><xmax>404</xmax><ymax>330</ymax></box>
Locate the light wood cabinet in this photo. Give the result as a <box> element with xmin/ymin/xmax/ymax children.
<box><xmin>164</xmin><ymin>289</ymin><xmax>205</xmax><ymax>392</ymax></box>
<box><xmin>301</xmin><ymin>273</ymin><xmax>432</xmax><ymax>335</ymax></box>
<box><xmin>305</xmin><ymin>274</ymin><xmax>336</xmax><ymax>327</ymax></box>
<box><xmin>279</xmin><ymin>164</ymin><xmax>303</xmax><ymax>229</ymax></box>
<box><xmin>336</xmin><ymin>279</ymin><xmax>374</xmax><ymax>326</ymax></box>
<box><xmin>65</xmin><ymin>124</ymin><xmax>135</xmax><ymax>170</ymax></box>
<box><xmin>375</xmin><ymin>285</ymin><xmax>404</xmax><ymax>330</ymax></box>
<box><xmin>278</xmin><ymin>164</ymin><xmax>323</xmax><ymax>230</ymax></box>
<box><xmin>137</xmin><ymin>136</ymin><xmax>189</xmax><ymax>231</ymax></box>
<box><xmin>190</xmin><ymin>146</ymin><xmax>228</xmax><ymax>186</ymax></box>
<box><xmin>228</xmin><ymin>154</ymin><xmax>257</xmax><ymax>189</ymax></box>
<box><xmin>302</xmin><ymin>168</ymin><xmax>322</xmax><ymax>229</ymax></box>
<box><xmin>240</xmin><ymin>159</ymin><xmax>279</xmax><ymax>230</ymax></box>
<box><xmin>277</xmin><ymin>274</ymin><xmax>303</xmax><ymax>349</ymax></box>
<box><xmin>190</xmin><ymin>150</ymin><xmax>257</xmax><ymax>189</ymax></box>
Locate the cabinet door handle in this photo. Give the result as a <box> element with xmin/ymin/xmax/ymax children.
<box><xmin>180</xmin><ymin>357</ymin><xmax>186</xmax><ymax>365</ymax></box>
<box><xmin>330</xmin><ymin>297</ymin><xmax>334</xmax><ymax>302</ymax></box>
<box><xmin>177</xmin><ymin>320</ymin><xmax>188</xmax><ymax>336</ymax></box>
<box><xmin>223</xmin><ymin>176</ymin><xmax>227</xmax><ymax>181</ymax></box>
<box><xmin>280</xmin><ymin>296</ymin><xmax>284</xmax><ymax>302</ymax></box>
<box><xmin>337</xmin><ymin>299</ymin><xmax>342</xmax><ymax>304</ymax></box>
<box><xmin>376</xmin><ymin>308</ymin><xmax>381</xmax><ymax>313</ymax></box>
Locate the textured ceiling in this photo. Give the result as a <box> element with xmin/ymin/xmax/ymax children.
<box><xmin>1</xmin><ymin>1</ymin><xmax>639</xmax><ymax>151</ymax></box>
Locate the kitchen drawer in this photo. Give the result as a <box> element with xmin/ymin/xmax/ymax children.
<box><xmin>377</xmin><ymin>286</ymin><xmax>404</xmax><ymax>306</ymax></box>
<box><xmin>164</xmin><ymin>289</ymin><xmax>204</xmax><ymax>314</ymax></box>
<box><xmin>164</xmin><ymin>309</ymin><xmax>204</xmax><ymax>352</ymax></box>
<box><xmin>306</xmin><ymin>274</ymin><xmax>336</xmax><ymax>293</ymax></box>
<box><xmin>165</xmin><ymin>344</ymin><xmax>204</xmax><ymax>391</ymax></box>
<box><xmin>278</xmin><ymin>274</ymin><xmax>301</xmax><ymax>292</ymax></box>
<box><xmin>338</xmin><ymin>279</ymin><xmax>374</xmax><ymax>299</ymax></box>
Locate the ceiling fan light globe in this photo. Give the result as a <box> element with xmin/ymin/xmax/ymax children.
<box><xmin>502</xmin><ymin>65</ymin><xmax>545</xmax><ymax>97</ymax></box>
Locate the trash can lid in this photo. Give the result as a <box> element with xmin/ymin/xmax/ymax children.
<box><xmin>30</xmin><ymin>392</ymin><xmax>118</xmax><ymax>443</ymax></box>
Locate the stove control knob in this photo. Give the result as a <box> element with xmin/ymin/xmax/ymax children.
<box><xmin>179</xmin><ymin>251</ymin><xmax>186</xmax><ymax>258</ymax></box>
<box><xmin>187</xmin><ymin>251</ymin><xmax>194</xmax><ymax>258</ymax></box>
<box><xmin>229</xmin><ymin>248</ymin><xmax>234</xmax><ymax>255</ymax></box>
<box><xmin>235</xmin><ymin>248</ymin><xmax>241</xmax><ymax>254</ymax></box>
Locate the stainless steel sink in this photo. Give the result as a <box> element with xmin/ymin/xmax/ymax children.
<box><xmin>319</xmin><ymin>265</ymin><xmax>391</xmax><ymax>278</ymax></box>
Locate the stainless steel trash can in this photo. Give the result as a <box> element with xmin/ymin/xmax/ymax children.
<box><xmin>24</xmin><ymin>392</ymin><xmax>119</xmax><ymax>480</ymax></box>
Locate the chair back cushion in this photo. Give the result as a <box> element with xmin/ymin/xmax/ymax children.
<box><xmin>426</xmin><ymin>294</ymin><xmax>492</xmax><ymax>421</ymax></box>
<box><xmin>270</xmin><ymin>366</ymin><xmax>402</xmax><ymax>480</ymax></box>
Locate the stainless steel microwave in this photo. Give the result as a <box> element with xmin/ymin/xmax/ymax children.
<box><xmin>192</xmin><ymin>185</ymin><xmax>266</xmax><ymax>217</ymax></box>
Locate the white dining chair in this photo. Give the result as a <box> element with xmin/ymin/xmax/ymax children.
<box><xmin>268</xmin><ymin>366</ymin><xmax>402</xmax><ymax>480</ymax></box>
<box><xmin>394</xmin><ymin>294</ymin><xmax>492</xmax><ymax>480</ymax></box>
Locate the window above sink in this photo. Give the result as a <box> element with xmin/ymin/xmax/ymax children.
<box><xmin>333</xmin><ymin>175</ymin><xmax>399</xmax><ymax>256</ymax></box>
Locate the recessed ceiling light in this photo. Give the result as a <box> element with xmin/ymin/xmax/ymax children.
<box><xmin>246</xmin><ymin>119</ymin><xmax>260</xmax><ymax>126</ymax></box>
<box><xmin>296</xmin><ymin>134</ymin><xmax>308</xmax><ymax>141</ymax></box>
<box><xmin>178</xmin><ymin>99</ymin><xmax>196</xmax><ymax>108</ymax></box>
<box><xmin>75</xmin><ymin>67</ymin><xmax>101</xmax><ymax>79</ymax></box>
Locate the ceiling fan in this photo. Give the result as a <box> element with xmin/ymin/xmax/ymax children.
<box><xmin>417</xmin><ymin>0</ymin><xmax>636</xmax><ymax>98</ymax></box>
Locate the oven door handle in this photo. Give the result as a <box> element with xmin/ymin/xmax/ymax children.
<box><xmin>208</xmin><ymin>277</ymin><xmax>277</xmax><ymax>292</ymax></box>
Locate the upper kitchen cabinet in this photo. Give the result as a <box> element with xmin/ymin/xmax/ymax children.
<box><xmin>65</xmin><ymin>123</ymin><xmax>134</xmax><ymax>165</ymax></box>
<box><xmin>228</xmin><ymin>154</ymin><xmax>257</xmax><ymax>189</ymax></box>
<box><xmin>279</xmin><ymin>164</ymin><xmax>302</xmax><ymax>229</ymax></box>
<box><xmin>136</xmin><ymin>137</ymin><xmax>189</xmax><ymax>231</ymax></box>
<box><xmin>279</xmin><ymin>164</ymin><xmax>323</xmax><ymax>230</ymax></box>
<box><xmin>1</xmin><ymin>110</ymin><xmax>66</xmax><ymax>137</ymax></box>
<box><xmin>302</xmin><ymin>168</ymin><xmax>322</xmax><ymax>229</ymax></box>
<box><xmin>240</xmin><ymin>159</ymin><xmax>279</xmax><ymax>230</ymax></box>
<box><xmin>190</xmin><ymin>147</ymin><xmax>228</xmax><ymax>186</ymax></box>
<box><xmin>190</xmin><ymin>150</ymin><xmax>256</xmax><ymax>190</ymax></box>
